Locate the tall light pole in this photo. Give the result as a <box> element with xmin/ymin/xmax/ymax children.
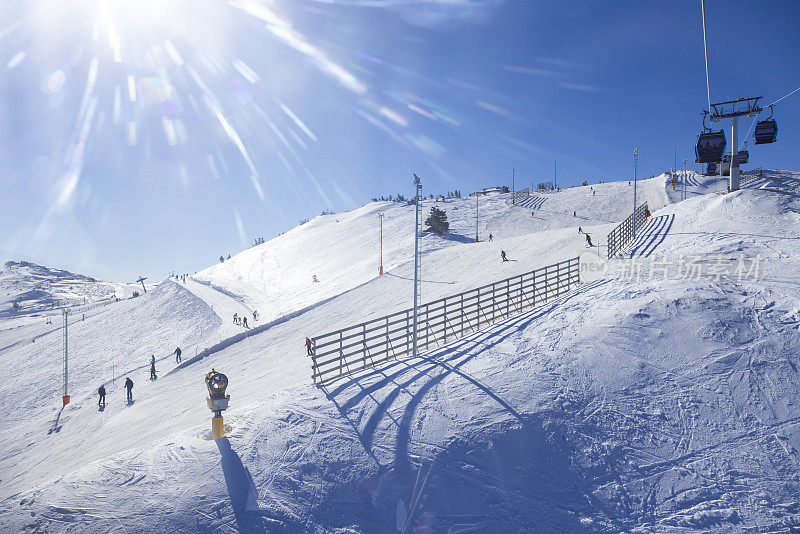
<box><xmin>412</xmin><ymin>173</ymin><xmax>422</xmax><ymax>358</ymax></box>
<box><xmin>379</xmin><ymin>213</ymin><xmax>384</xmax><ymax>275</ymax></box>
<box><xmin>475</xmin><ymin>191</ymin><xmax>479</xmax><ymax>242</ymax></box>
<box><xmin>511</xmin><ymin>168</ymin><xmax>515</xmax><ymax>204</ymax></box>
<box><xmin>554</xmin><ymin>160</ymin><xmax>557</xmax><ymax>189</ymax></box>
<box><xmin>633</xmin><ymin>148</ymin><xmax>639</xmax><ymax>238</ymax></box>
<box><xmin>682</xmin><ymin>158</ymin><xmax>688</xmax><ymax>201</ymax></box>
<box><xmin>674</xmin><ymin>143</ymin><xmax>677</xmax><ymax>180</ymax></box>
<box><xmin>62</xmin><ymin>309</ymin><xmax>69</xmax><ymax>406</ymax></box>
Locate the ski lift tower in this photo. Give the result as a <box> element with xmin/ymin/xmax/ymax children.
<box><xmin>707</xmin><ymin>97</ymin><xmax>762</xmax><ymax>192</ymax></box>
<box><xmin>136</xmin><ymin>276</ymin><xmax>147</xmax><ymax>294</ymax></box>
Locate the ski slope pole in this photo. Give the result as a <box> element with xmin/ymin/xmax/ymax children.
<box><xmin>62</xmin><ymin>309</ymin><xmax>69</xmax><ymax>406</ymax></box>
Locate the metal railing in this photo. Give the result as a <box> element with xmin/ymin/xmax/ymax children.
<box><xmin>740</xmin><ymin>168</ymin><xmax>762</xmax><ymax>186</ymax></box>
<box><xmin>606</xmin><ymin>202</ymin><xmax>649</xmax><ymax>259</ymax></box>
<box><xmin>512</xmin><ymin>188</ymin><xmax>530</xmax><ymax>204</ymax></box>
<box><xmin>310</xmin><ymin>257</ymin><xmax>580</xmax><ymax>384</ymax></box>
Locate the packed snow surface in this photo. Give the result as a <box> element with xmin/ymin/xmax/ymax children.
<box><xmin>2</xmin><ymin>171</ymin><xmax>800</xmax><ymax>532</ymax></box>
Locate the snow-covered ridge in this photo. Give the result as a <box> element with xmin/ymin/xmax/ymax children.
<box><xmin>0</xmin><ymin>260</ymin><xmax>135</xmax><ymax>319</ymax></box>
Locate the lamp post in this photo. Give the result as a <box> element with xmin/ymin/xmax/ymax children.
<box><xmin>379</xmin><ymin>213</ymin><xmax>384</xmax><ymax>275</ymax></box>
<box><xmin>62</xmin><ymin>309</ymin><xmax>69</xmax><ymax>406</ymax></box>
<box><xmin>683</xmin><ymin>158</ymin><xmax>688</xmax><ymax>201</ymax></box>
<box><xmin>633</xmin><ymin>148</ymin><xmax>639</xmax><ymax>238</ymax></box>
<box><xmin>512</xmin><ymin>168</ymin><xmax>515</xmax><ymax>204</ymax></box>
<box><xmin>412</xmin><ymin>174</ymin><xmax>422</xmax><ymax>358</ymax></box>
<box><xmin>475</xmin><ymin>190</ymin><xmax>479</xmax><ymax>242</ymax></box>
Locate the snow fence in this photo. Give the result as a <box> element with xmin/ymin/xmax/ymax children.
<box><xmin>606</xmin><ymin>201</ymin><xmax>649</xmax><ymax>259</ymax></box>
<box><xmin>310</xmin><ymin>256</ymin><xmax>580</xmax><ymax>384</ymax></box>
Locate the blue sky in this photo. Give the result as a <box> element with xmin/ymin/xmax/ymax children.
<box><xmin>1</xmin><ymin>0</ymin><xmax>798</xmax><ymax>281</ymax></box>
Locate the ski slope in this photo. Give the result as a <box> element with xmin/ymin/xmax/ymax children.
<box><xmin>2</xmin><ymin>172</ymin><xmax>800</xmax><ymax>532</ymax></box>
<box><xmin>191</xmin><ymin>176</ymin><xmax>669</xmax><ymax>326</ymax></box>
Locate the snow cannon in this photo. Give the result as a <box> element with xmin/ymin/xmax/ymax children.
<box><xmin>205</xmin><ymin>370</ymin><xmax>229</xmax><ymax>439</ymax></box>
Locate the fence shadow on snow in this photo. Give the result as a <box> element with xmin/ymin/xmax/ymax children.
<box><xmin>319</xmin><ymin>279</ymin><xmax>611</xmax><ymax>471</ymax></box>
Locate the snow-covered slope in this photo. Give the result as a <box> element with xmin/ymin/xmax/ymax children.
<box><xmin>191</xmin><ymin>175</ymin><xmax>669</xmax><ymax>325</ymax></box>
<box><xmin>2</xmin><ymin>172</ymin><xmax>800</xmax><ymax>532</ymax></box>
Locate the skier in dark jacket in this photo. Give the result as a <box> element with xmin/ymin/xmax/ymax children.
<box><xmin>125</xmin><ymin>378</ymin><xmax>134</xmax><ymax>402</ymax></box>
<box><xmin>586</xmin><ymin>233</ymin><xmax>593</xmax><ymax>247</ymax></box>
<box><xmin>243</xmin><ymin>316</ymin><xmax>248</xmax><ymax>329</ymax></box>
<box><xmin>174</xmin><ymin>347</ymin><xmax>182</xmax><ymax>364</ymax></box>
<box><xmin>150</xmin><ymin>355</ymin><xmax>157</xmax><ymax>380</ymax></box>
<box><xmin>98</xmin><ymin>385</ymin><xmax>106</xmax><ymax>407</ymax></box>
<box><xmin>306</xmin><ymin>337</ymin><xmax>313</xmax><ymax>356</ymax></box>
<box><xmin>501</xmin><ymin>250</ymin><xmax>508</xmax><ymax>262</ymax></box>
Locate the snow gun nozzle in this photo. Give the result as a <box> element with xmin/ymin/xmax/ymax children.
<box><xmin>206</xmin><ymin>372</ymin><xmax>228</xmax><ymax>399</ymax></box>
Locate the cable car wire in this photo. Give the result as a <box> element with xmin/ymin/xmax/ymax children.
<box><xmin>768</xmin><ymin>85</ymin><xmax>800</xmax><ymax>107</ymax></box>
<box><xmin>701</xmin><ymin>0</ymin><xmax>712</xmax><ymax>111</ymax></box>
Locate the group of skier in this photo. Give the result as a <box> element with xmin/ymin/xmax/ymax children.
<box><xmin>172</xmin><ymin>273</ymin><xmax>188</xmax><ymax>283</ymax></box>
<box><xmin>97</xmin><ymin>377</ymin><xmax>134</xmax><ymax>407</ymax></box>
<box><xmin>98</xmin><ymin>346</ymin><xmax>182</xmax><ymax>407</ymax></box>
<box><xmin>233</xmin><ymin>310</ymin><xmax>258</xmax><ymax>329</ymax></box>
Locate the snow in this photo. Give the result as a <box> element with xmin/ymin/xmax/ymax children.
<box><xmin>2</xmin><ymin>171</ymin><xmax>800</xmax><ymax>532</ymax></box>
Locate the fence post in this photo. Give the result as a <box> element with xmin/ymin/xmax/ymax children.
<box><xmin>406</xmin><ymin>310</ymin><xmax>411</xmax><ymax>357</ymax></box>
<box><xmin>460</xmin><ymin>294</ymin><xmax>464</xmax><ymax>337</ymax></box>
<box><xmin>443</xmin><ymin>299</ymin><xmax>447</xmax><ymax>345</ymax></box>
<box><xmin>506</xmin><ymin>279</ymin><xmax>510</xmax><ymax>317</ymax></box>
<box><xmin>339</xmin><ymin>331</ymin><xmax>343</xmax><ymax>379</ymax></box>
<box><xmin>311</xmin><ymin>338</ymin><xmax>318</xmax><ymax>385</ymax></box>
<box><xmin>363</xmin><ymin>324</ymin><xmax>367</xmax><ymax>367</ymax></box>
<box><xmin>477</xmin><ymin>288</ymin><xmax>481</xmax><ymax>329</ymax></box>
<box><xmin>492</xmin><ymin>284</ymin><xmax>496</xmax><ymax>323</ymax></box>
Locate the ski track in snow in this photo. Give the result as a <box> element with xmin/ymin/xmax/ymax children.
<box><xmin>2</xmin><ymin>172</ymin><xmax>800</xmax><ymax>532</ymax></box>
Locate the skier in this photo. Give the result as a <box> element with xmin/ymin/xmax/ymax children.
<box><xmin>312</xmin><ymin>274</ymin><xmax>319</xmax><ymax>283</ymax></box>
<box><xmin>501</xmin><ymin>250</ymin><xmax>508</xmax><ymax>262</ymax></box>
<box><xmin>98</xmin><ymin>385</ymin><xmax>106</xmax><ymax>407</ymax></box>
<box><xmin>233</xmin><ymin>313</ymin><xmax>238</xmax><ymax>325</ymax></box>
<box><xmin>253</xmin><ymin>310</ymin><xmax>258</xmax><ymax>322</ymax></box>
<box><xmin>125</xmin><ymin>377</ymin><xmax>134</xmax><ymax>402</ymax></box>
<box><xmin>586</xmin><ymin>233</ymin><xmax>593</xmax><ymax>247</ymax></box>
<box><xmin>243</xmin><ymin>316</ymin><xmax>248</xmax><ymax>329</ymax></box>
<box><xmin>578</xmin><ymin>226</ymin><xmax>583</xmax><ymax>234</ymax></box>
<box><xmin>150</xmin><ymin>355</ymin><xmax>157</xmax><ymax>380</ymax></box>
<box><xmin>488</xmin><ymin>234</ymin><xmax>493</xmax><ymax>242</ymax></box>
<box><xmin>573</xmin><ymin>210</ymin><xmax>576</xmax><ymax>217</ymax></box>
<box><xmin>306</xmin><ymin>337</ymin><xmax>313</xmax><ymax>356</ymax></box>
<box><xmin>174</xmin><ymin>347</ymin><xmax>182</xmax><ymax>364</ymax></box>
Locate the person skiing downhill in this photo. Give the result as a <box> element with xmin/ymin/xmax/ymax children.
<box><xmin>242</xmin><ymin>317</ymin><xmax>248</xmax><ymax>329</ymax></box>
<box><xmin>253</xmin><ymin>310</ymin><xmax>258</xmax><ymax>321</ymax></box>
<box><xmin>233</xmin><ymin>313</ymin><xmax>238</xmax><ymax>325</ymax></box>
<box><xmin>125</xmin><ymin>378</ymin><xmax>134</xmax><ymax>402</ymax></box>
<box><xmin>98</xmin><ymin>385</ymin><xmax>106</xmax><ymax>407</ymax></box>
<box><xmin>306</xmin><ymin>337</ymin><xmax>313</xmax><ymax>356</ymax></box>
<box><xmin>586</xmin><ymin>233</ymin><xmax>593</xmax><ymax>247</ymax></box>
<box><xmin>174</xmin><ymin>347</ymin><xmax>182</xmax><ymax>364</ymax></box>
<box><xmin>501</xmin><ymin>250</ymin><xmax>508</xmax><ymax>262</ymax></box>
<box><xmin>150</xmin><ymin>355</ymin><xmax>157</xmax><ymax>380</ymax></box>
<box><xmin>488</xmin><ymin>234</ymin><xmax>493</xmax><ymax>242</ymax></box>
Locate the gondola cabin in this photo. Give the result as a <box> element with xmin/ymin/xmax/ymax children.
<box><xmin>695</xmin><ymin>130</ymin><xmax>726</xmax><ymax>163</ymax></box>
<box><xmin>754</xmin><ymin>119</ymin><xmax>777</xmax><ymax>145</ymax></box>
